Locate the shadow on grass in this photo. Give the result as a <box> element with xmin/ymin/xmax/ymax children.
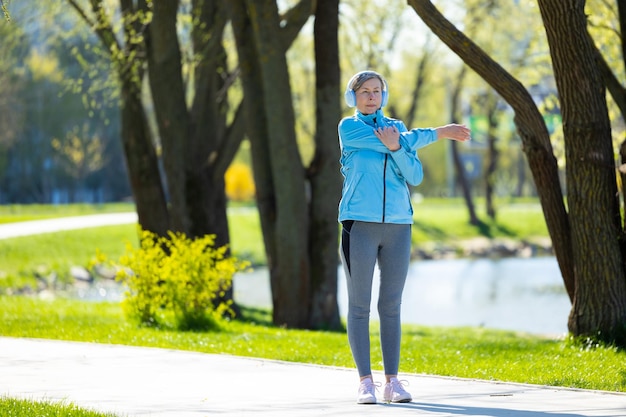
<box><xmin>412</xmin><ymin>221</ymin><xmax>448</xmax><ymax>241</ymax></box>
<box><xmin>473</xmin><ymin>219</ymin><xmax>518</xmax><ymax>239</ymax></box>
<box><xmin>236</xmin><ymin>305</ymin><xmax>273</xmax><ymax>326</ymax></box>
<box><xmin>235</xmin><ymin>305</ymin><xmax>346</xmax><ymax>333</ymax></box>
<box><xmin>415</xmin><ymin>218</ymin><xmax>518</xmax><ymax>241</ymax></box>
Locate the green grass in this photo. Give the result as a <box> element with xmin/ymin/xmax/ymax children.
<box><xmin>0</xmin><ymin>225</ymin><xmax>139</xmax><ymax>292</ymax></box>
<box><xmin>411</xmin><ymin>199</ymin><xmax>548</xmax><ymax>243</ymax></box>
<box><xmin>0</xmin><ymin>199</ymin><xmax>548</xmax><ymax>290</ymax></box>
<box><xmin>0</xmin><ymin>200</ymin><xmax>624</xmax><ymax>414</ymax></box>
<box><xmin>0</xmin><ymin>203</ymin><xmax>133</xmax><ymax>224</ymax></box>
<box><xmin>227</xmin><ymin>207</ymin><xmax>265</xmax><ymax>265</ymax></box>
<box><xmin>1</xmin><ymin>295</ymin><xmax>625</xmax><ymax>393</ymax></box>
<box><xmin>0</xmin><ymin>207</ymin><xmax>266</xmax><ymax>293</ymax></box>
<box><xmin>0</xmin><ymin>396</ymin><xmax>120</xmax><ymax>417</ymax></box>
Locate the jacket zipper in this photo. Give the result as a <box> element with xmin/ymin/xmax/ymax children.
<box><xmin>382</xmin><ymin>154</ymin><xmax>388</xmax><ymax>223</ymax></box>
<box><xmin>374</xmin><ymin>116</ymin><xmax>388</xmax><ymax>223</ymax></box>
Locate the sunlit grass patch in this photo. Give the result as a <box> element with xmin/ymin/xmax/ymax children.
<box><xmin>1</xmin><ymin>296</ymin><xmax>625</xmax><ymax>393</ymax></box>
<box><xmin>0</xmin><ymin>396</ymin><xmax>121</xmax><ymax>417</ymax></box>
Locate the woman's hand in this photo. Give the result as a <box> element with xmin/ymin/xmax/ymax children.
<box><xmin>374</xmin><ymin>126</ymin><xmax>401</xmax><ymax>151</ymax></box>
<box><xmin>435</xmin><ymin>124</ymin><xmax>472</xmax><ymax>142</ymax></box>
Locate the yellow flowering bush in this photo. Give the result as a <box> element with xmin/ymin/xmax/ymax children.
<box><xmin>225</xmin><ymin>162</ymin><xmax>256</xmax><ymax>202</ymax></box>
<box><xmin>114</xmin><ymin>229</ymin><xmax>250</xmax><ymax>330</ymax></box>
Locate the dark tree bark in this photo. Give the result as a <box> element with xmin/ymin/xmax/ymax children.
<box><xmin>515</xmin><ymin>152</ymin><xmax>527</xmax><ymax>198</ymax></box>
<box><xmin>68</xmin><ymin>0</ymin><xmax>170</xmax><ymax>237</ymax></box>
<box><xmin>144</xmin><ymin>0</ymin><xmax>245</xmax><ymax>309</ymax></box>
<box><xmin>411</xmin><ymin>0</ymin><xmax>626</xmax><ymax>344</ymax></box>
<box><xmin>591</xmin><ymin>1</ymin><xmax>626</xmax><ymax>232</ymax></box>
<box><xmin>228</xmin><ymin>0</ymin><xmax>276</xmax><ymax>267</ymax></box>
<box><xmin>70</xmin><ymin>0</ymin><xmax>244</xmax><ymax>311</ymax></box>
<box><xmin>185</xmin><ymin>0</ymin><xmax>234</xmax><ymax>248</ymax></box>
<box><xmin>145</xmin><ymin>0</ymin><xmax>190</xmax><ymax>234</ymax></box>
<box><xmin>143</xmin><ymin>0</ymin><xmax>243</xmax><ymax>246</ymax></box>
<box><xmin>403</xmin><ymin>48</ymin><xmax>431</xmax><ymax>129</ymax></box>
<box><xmin>307</xmin><ymin>0</ymin><xmax>342</xmax><ymax>330</ymax></box>
<box><xmin>119</xmin><ymin>79</ymin><xmax>170</xmax><ymax>237</ymax></box>
<box><xmin>231</xmin><ymin>0</ymin><xmax>342</xmax><ymax>329</ymax></box>
<box><xmin>477</xmin><ymin>91</ymin><xmax>500</xmax><ymax>220</ymax></box>
<box><xmin>230</xmin><ymin>0</ymin><xmax>315</xmax><ymax>328</ymax></box>
<box><xmin>538</xmin><ymin>0</ymin><xmax>626</xmax><ymax>343</ymax></box>
<box><xmin>408</xmin><ymin>0</ymin><xmax>575</xmax><ymax>303</ymax></box>
<box><xmin>485</xmin><ymin>101</ymin><xmax>499</xmax><ymax>220</ymax></box>
<box><xmin>449</xmin><ymin>65</ymin><xmax>479</xmax><ymax>226</ymax></box>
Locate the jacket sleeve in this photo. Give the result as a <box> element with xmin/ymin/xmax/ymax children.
<box><xmin>388</xmin><ymin>147</ymin><xmax>424</xmax><ymax>186</ymax></box>
<box><xmin>338</xmin><ymin>118</ymin><xmax>394</xmax><ymax>153</ymax></box>
<box><xmin>395</xmin><ymin>121</ymin><xmax>438</xmax><ymax>151</ymax></box>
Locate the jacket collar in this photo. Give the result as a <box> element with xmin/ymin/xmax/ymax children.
<box><xmin>356</xmin><ymin>109</ymin><xmax>384</xmax><ymax>126</ymax></box>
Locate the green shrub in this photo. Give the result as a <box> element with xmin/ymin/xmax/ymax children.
<box><xmin>107</xmin><ymin>229</ymin><xmax>249</xmax><ymax>331</ymax></box>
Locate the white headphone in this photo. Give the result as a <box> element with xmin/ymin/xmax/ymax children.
<box><xmin>344</xmin><ymin>71</ymin><xmax>389</xmax><ymax>108</ymax></box>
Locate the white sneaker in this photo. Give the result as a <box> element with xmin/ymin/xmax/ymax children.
<box><xmin>357</xmin><ymin>377</ymin><xmax>380</xmax><ymax>404</ymax></box>
<box><xmin>383</xmin><ymin>378</ymin><xmax>412</xmax><ymax>403</ymax></box>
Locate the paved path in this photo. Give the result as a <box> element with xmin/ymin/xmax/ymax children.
<box><xmin>1</xmin><ymin>337</ymin><xmax>625</xmax><ymax>417</ymax></box>
<box><xmin>0</xmin><ymin>212</ymin><xmax>138</xmax><ymax>239</ymax></box>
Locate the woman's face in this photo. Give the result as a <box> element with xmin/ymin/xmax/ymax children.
<box><xmin>355</xmin><ymin>77</ymin><xmax>384</xmax><ymax>115</ymax></box>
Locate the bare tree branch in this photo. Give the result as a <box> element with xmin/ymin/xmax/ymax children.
<box><xmin>1</xmin><ymin>0</ymin><xmax>9</xmax><ymax>21</ymax></box>
<box><xmin>280</xmin><ymin>0</ymin><xmax>316</xmax><ymax>49</ymax></box>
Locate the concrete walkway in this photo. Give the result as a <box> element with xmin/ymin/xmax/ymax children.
<box><xmin>1</xmin><ymin>337</ymin><xmax>625</xmax><ymax>417</ymax></box>
<box><xmin>0</xmin><ymin>212</ymin><xmax>138</xmax><ymax>239</ymax></box>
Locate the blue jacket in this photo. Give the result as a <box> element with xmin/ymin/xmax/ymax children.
<box><xmin>338</xmin><ymin>109</ymin><xmax>437</xmax><ymax>224</ymax></box>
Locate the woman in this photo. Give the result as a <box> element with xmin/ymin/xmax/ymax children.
<box><xmin>338</xmin><ymin>70</ymin><xmax>471</xmax><ymax>404</ymax></box>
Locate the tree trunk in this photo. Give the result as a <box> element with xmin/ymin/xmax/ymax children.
<box><xmin>120</xmin><ymin>1</ymin><xmax>168</xmax><ymax>235</ymax></box>
<box><xmin>186</xmin><ymin>0</ymin><xmax>230</xmax><ymax>245</ymax></box>
<box><xmin>538</xmin><ymin>0</ymin><xmax>626</xmax><ymax>343</ymax></box>
<box><xmin>71</xmin><ymin>2</ymin><xmax>240</xmax><ymax>318</ymax></box>
<box><xmin>145</xmin><ymin>0</ymin><xmax>190</xmax><ymax>234</ymax></box>
<box><xmin>120</xmin><ymin>82</ymin><xmax>170</xmax><ymax>237</ymax></box>
<box><xmin>307</xmin><ymin>0</ymin><xmax>342</xmax><ymax>330</ymax></box>
<box><xmin>231</xmin><ymin>0</ymin><xmax>314</xmax><ymax>328</ymax></box>
<box><xmin>593</xmin><ymin>1</ymin><xmax>626</xmax><ymax>233</ymax></box>
<box><xmin>449</xmin><ymin>66</ymin><xmax>479</xmax><ymax>226</ymax></box>
<box><xmin>621</xmin><ymin>142</ymin><xmax>626</xmax><ymax>231</ymax></box>
<box><xmin>145</xmin><ymin>0</ymin><xmax>244</xmax><ymax>312</ymax></box>
<box><xmin>68</xmin><ymin>0</ymin><xmax>170</xmax><ymax>237</ymax></box>
<box><xmin>408</xmin><ymin>0</ymin><xmax>576</xmax><ymax>302</ymax></box>
<box><xmin>228</xmin><ymin>0</ymin><xmax>277</xmax><ymax>270</ymax></box>
<box><xmin>482</xmin><ymin>92</ymin><xmax>499</xmax><ymax>220</ymax></box>
<box><xmin>246</xmin><ymin>0</ymin><xmax>311</xmax><ymax>328</ymax></box>
<box><xmin>404</xmin><ymin>45</ymin><xmax>431</xmax><ymax>128</ymax></box>
<box><xmin>515</xmin><ymin>152</ymin><xmax>526</xmax><ymax>198</ymax></box>
<box><xmin>229</xmin><ymin>0</ymin><xmax>280</xmax><ymax>317</ymax></box>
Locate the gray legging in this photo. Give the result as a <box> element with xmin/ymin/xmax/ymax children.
<box><xmin>340</xmin><ymin>220</ymin><xmax>411</xmax><ymax>377</ymax></box>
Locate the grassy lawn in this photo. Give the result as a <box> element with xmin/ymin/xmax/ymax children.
<box><xmin>0</xmin><ymin>397</ymin><xmax>119</xmax><ymax>417</ymax></box>
<box><xmin>0</xmin><ymin>207</ymin><xmax>265</xmax><ymax>293</ymax></box>
<box><xmin>0</xmin><ymin>199</ymin><xmax>548</xmax><ymax>288</ymax></box>
<box><xmin>411</xmin><ymin>198</ymin><xmax>548</xmax><ymax>243</ymax></box>
<box><xmin>1</xmin><ymin>296</ymin><xmax>625</xmax><ymax>393</ymax></box>
<box><xmin>3</xmin><ymin>200</ymin><xmax>624</xmax><ymax>409</ymax></box>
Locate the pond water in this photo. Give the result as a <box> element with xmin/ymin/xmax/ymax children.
<box><xmin>234</xmin><ymin>257</ymin><xmax>570</xmax><ymax>336</ymax></box>
<box><xmin>78</xmin><ymin>256</ymin><xmax>569</xmax><ymax>336</ymax></box>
